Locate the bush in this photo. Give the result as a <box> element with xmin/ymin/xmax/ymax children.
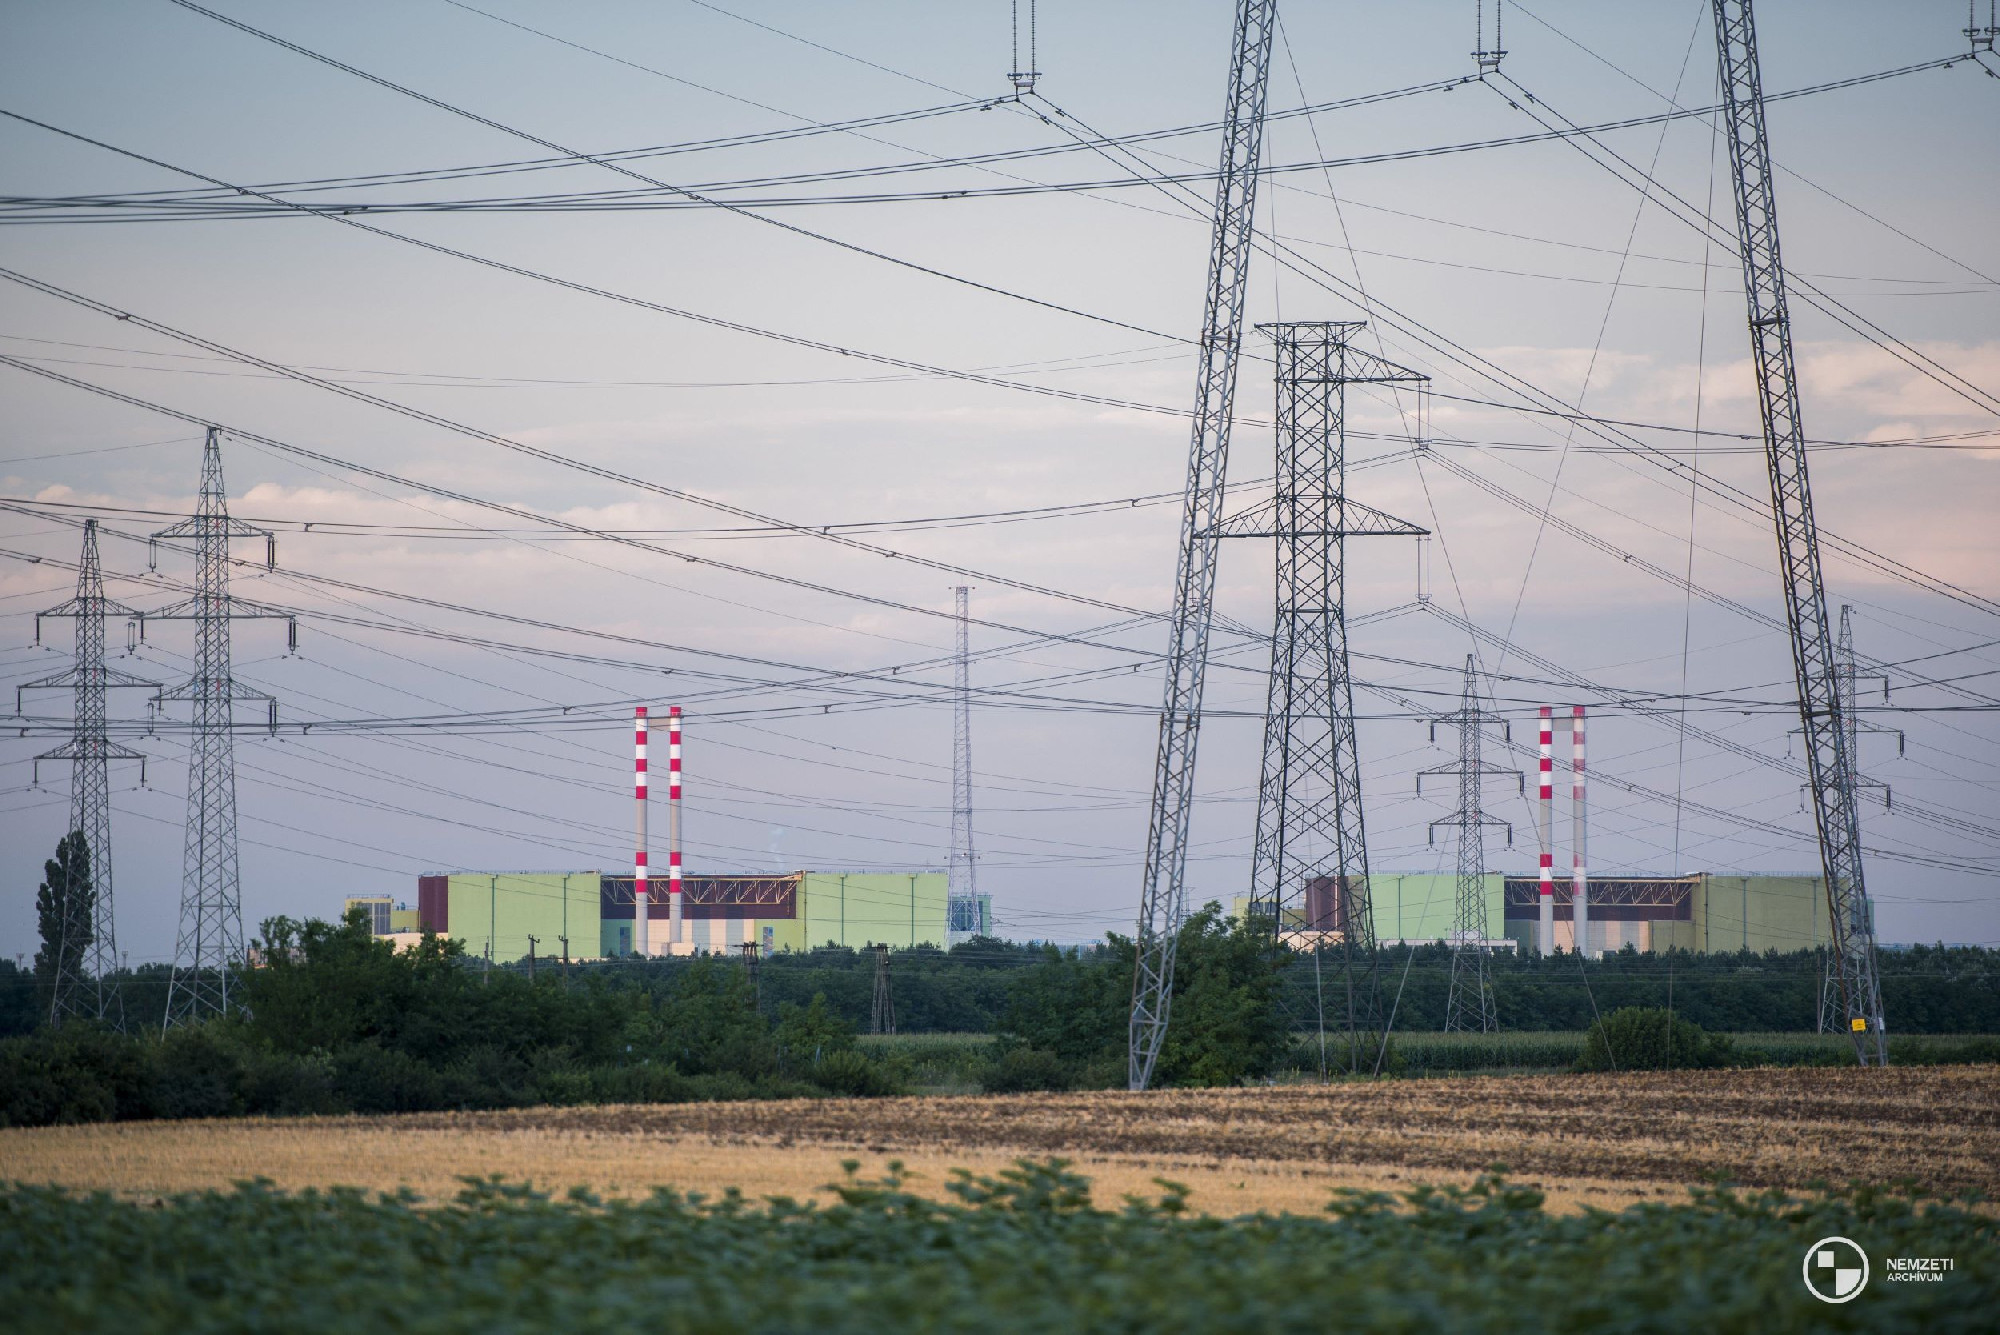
<box><xmin>1577</xmin><ymin>1007</ymin><xmax>1734</xmax><ymax>1071</ymax></box>
<box><xmin>149</xmin><ymin>1027</ymin><xmax>248</xmax><ymax>1120</ymax></box>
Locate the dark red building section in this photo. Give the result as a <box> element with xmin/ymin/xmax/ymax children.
<box><xmin>417</xmin><ymin>875</ymin><xmax>449</xmax><ymax>933</ymax></box>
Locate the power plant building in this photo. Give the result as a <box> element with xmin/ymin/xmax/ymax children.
<box><xmin>1236</xmin><ymin>871</ymin><xmax>1831</xmax><ymax>957</ymax></box>
<box><xmin>410</xmin><ymin>870</ymin><xmax>960</xmax><ymax>961</ymax></box>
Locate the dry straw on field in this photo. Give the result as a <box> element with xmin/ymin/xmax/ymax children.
<box><xmin>5</xmin><ymin>1066</ymin><xmax>1994</xmax><ymax>1215</ymax></box>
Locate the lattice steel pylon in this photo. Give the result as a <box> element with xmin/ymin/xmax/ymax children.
<box><xmin>1216</xmin><ymin>322</ymin><xmax>1428</xmax><ymax>1074</ymax></box>
<box><xmin>1419</xmin><ymin>657</ymin><xmax>1519</xmax><ymax>1034</ymax></box>
<box><xmin>1818</xmin><ymin>606</ymin><xmax>1899</xmax><ymax>1032</ymax></box>
<box><xmin>20</xmin><ymin>519</ymin><xmax>154</xmax><ymax>1027</ymax></box>
<box><xmin>870</xmin><ymin>943</ymin><xmax>897</xmax><ymax>1036</ymax></box>
<box><xmin>1711</xmin><ymin>0</ymin><xmax>1886</xmax><ymax>1063</ymax></box>
<box><xmin>947</xmin><ymin>586</ymin><xmax>980</xmax><ymax>942</ymax></box>
<box><xmin>145</xmin><ymin>428</ymin><xmax>289</xmax><ymax>1029</ymax></box>
<box><xmin>1128</xmin><ymin>0</ymin><xmax>1279</xmax><ymax>1093</ymax></box>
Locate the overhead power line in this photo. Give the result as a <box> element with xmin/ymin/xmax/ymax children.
<box><xmin>1</xmin><ymin>57</ymin><xmax>1956</xmax><ymax>223</ymax></box>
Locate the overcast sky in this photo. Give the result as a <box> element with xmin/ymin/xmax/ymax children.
<box><xmin>3</xmin><ymin>0</ymin><xmax>1996</xmax><ymax>966</ymax></box>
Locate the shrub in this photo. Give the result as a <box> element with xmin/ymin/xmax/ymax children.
<box><xmin>1577</xmin><ymin>1007</ymin><xmax>1734</xmax><ymax>1071</ymax></box>
<box><xmin>149</xmin><ymin>1027</ymin><xmax>249</xmax><ymax>1120</ymax></box>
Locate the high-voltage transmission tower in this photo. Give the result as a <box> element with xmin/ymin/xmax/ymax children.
<box><xmin>947</xmin><ymin>586</ymin><xmax>980</xmax><ymax>942</ymax></box>
<box><xmin>20</xmin><ymin>519</ymin><xmax>154</xmax><ymax>1026</ymax></box>
<box><xmin>1818</xmin><ymin>606</ymin><xmax>1900</xmax><ymax>1032</ymax></box>
<box><xmin>1418</xmin><ymin>657</ymin><xmax>1519</xmax><ymax>1035</ymax></box>
<box><xmin>871</xmin><ymin>942</ymin><xmax>897</xmax><ymax>1036</ymax></box>
<box><xmin>1214</xmin><ymin>322</ymin><xmax>1427</xmax><ymax>1074</ymax></box>
<box><xmin>1128</xmin><ymin>0</ymin><xmax>1278</xmax><ymax>1093</ymax></box>
<box><xmin>144</xmin><ymin>428</ymin><xmax>290</xmax><ymax>1029</ymax></box>
<box><xmin>1711</xmin><ymin>0</ymin><xmax>1886</xmax><ymax>1063</ymax></box>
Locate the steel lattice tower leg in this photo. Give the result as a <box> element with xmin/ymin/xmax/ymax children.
<box><xmin>1711</xmin><ymin>0</ymin><xmax>1886</xmax><ymax>1063</ymax></box>
<box><xmin>1221</xmin><ymin>322</ymin><xmax>1426</xmax><ymax>1073</ymax></box>
<box><xmin>149</xmin><ymin>429</ymin><xmax>286</xmax><ymax>1029</ymax></box>
<box><xmin>1128</xmin><ymin>0</ymin><xmax>1279</xmax><ymax>1092</ymax></box>
<box><xmin>23</xmin><ymin>519</ymin><xmax>153</xmax><ymax>1027</ymax></box>
<box><xmin>1420</xmin><ymin>657</ymin><xmax>1519</xmax><ymax>1035</ymax></box>
<box><xmin>947</xmin><ymin>586</ymin><xmax>979</xmax><ymax>942</ymax></box>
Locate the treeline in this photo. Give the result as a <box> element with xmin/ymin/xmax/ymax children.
<box><xmin>1274</xmin><ymin>941</ymin><xmax>2000</xmax><ymax>1035</ymax></box>
<box><xmin>7</xmin><ymin>905</ymin><xmax>1999</xmax><ymax>1126</ymax></box>
<box><xmin>8</xmin><ymin>928</ymin><xmax>1997</xmax><ymax>1047</ymax></box>
<box><xmin>1</xmin><ymin>912</ymin><xmax>900</xmax><ymax>1128</ymax></box>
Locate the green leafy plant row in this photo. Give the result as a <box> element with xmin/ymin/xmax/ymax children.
<box><xmin>1</xmin><ymin>1161</ymin><xmax>1992</xmax><ymax>1332</ymax></box>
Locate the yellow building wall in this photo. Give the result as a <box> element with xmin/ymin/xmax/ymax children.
<box><xmin>762</xmin><ymin>873</ymin><xmax>949</xmax><ymax>951</ymax></box>
<box><xmin>447</xmin><ymin>872</ymin><xmax>602</xmax><ymax>963</ymax></box>
<box><xmin>1695</xmin><ymin>875</ymin><xmax>1829</xmax><ymax>954</ymax></box>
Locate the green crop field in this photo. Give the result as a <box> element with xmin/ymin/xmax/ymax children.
<box><xmin>2</xmin><ymin>1160</ymin><xmax>1992</xmax><ymax>1332</ymax></box>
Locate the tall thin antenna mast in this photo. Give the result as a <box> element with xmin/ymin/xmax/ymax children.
<box><xmin>1711</xmin><ymin>0</ymin><xmax>1886</xmax><ymax>1063</ymax></box>
<box><xmin>21</xmin><ymin>519</ymin><xmax>154</xmax><ymax>1027</ymax></box>
<box><xmin>1128</xmin><ymin>0</ymin><xmax>1279</xmax><ymax>1094</ymax></box>
<box><xmin>948</xmin><ymin>586</ymin><xmax>979</xmax><ymax>943</ymax></box>
<box><xmin>145</xmin><ymin>427</ymin><xmax>290</xmax><ymax>1029</ymax></box>
<box><xmin>1420</xmin><ymin>656</ymin><xmax>1519</xmax><ymax>1034</ymax></box>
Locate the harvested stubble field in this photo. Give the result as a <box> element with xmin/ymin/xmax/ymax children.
<box><xmin>7</xmin><ymin>1065</ymin><xmax>1994</xmax><ymax>1215</ymax></box>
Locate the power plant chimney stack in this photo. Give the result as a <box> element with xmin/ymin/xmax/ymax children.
<box><xmin>1537</xmin><ymin>706</ymin><xmax>1555</xmax><ymax>955</ymax></box>
<box><xmin>633</xmin><ymin>707</ymin><xmax>649</xmax><ymax>957</ymax></box>
<box><xmin>669</xmin><ymin>705</ymin><xmax>684</xmax><ymax>945</ymax></box>
<box><xmin>1572</xmin><ymin>705</ymin><xmax>1590</xmax><ymax>958</ymax></box>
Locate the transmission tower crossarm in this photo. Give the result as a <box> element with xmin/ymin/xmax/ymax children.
<box><xmin>1128</xmin><ymin>0</ymin><xmax>1279</xmax><ymax>1093</ymax></box>
<box><xmin>1207</xmin><ymin>493</ymin><xmax>1428</xmax><ymax>539</ymax></box>
<box><xmin>1710</xmin><ymin>0</ymin><xmax>1885</xmax><ymax>1063</ymax></box>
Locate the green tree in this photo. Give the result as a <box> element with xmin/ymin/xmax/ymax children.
<box><xmin>997</xmin><ymin>905</ymin><xmax>1289</xmax><ymax>1089</ymax></box>
<box><xmin>33</xmin><ymin>831</ymin><xmax>94</xmax><ymax>1023</ymax></box>
<box><xmin>1153</xmin><ymin>905</ymin><xmax>1290</xmax><ymax>1086</ymax></box>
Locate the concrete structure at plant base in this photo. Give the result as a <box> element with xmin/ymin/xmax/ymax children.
<box><xmin>406</xmin><ymin>871</ymin><xmax>971</xmax><ymax>961</ymax></box>
<box><xmin>341</xmin><ymin>895</ymin><xmax>424</xmax><ymax>953</ymax></box>
<box><xmin>1233</xmin><ymin>871</ymin><xmax>1830</xmax><ymax>957</ymax></box>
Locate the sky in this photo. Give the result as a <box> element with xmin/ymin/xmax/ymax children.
<box><xmin>2</xmin><ymin>0</ymin><xmax>1996</xmax><ymax>968</ymax></box>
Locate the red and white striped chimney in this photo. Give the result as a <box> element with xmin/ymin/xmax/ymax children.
<box><xmin>1538</xmin><ymin>706</ymin><xmax>1555</xmax><ymax>955</ymax></box>
<box><xmin>634</xmin><ymin>706</ymin><xmax>649</xmax><ymax>957</ymax></box>
<box><xmin>1572</xmin><ymin>705</ymin><xmax>1590</xmax><ymax>958</ymax></box>
<box><xmin>668</xmin><ymin>705</ymin><xmax>684</xmax><ymax>945</ymax></box>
